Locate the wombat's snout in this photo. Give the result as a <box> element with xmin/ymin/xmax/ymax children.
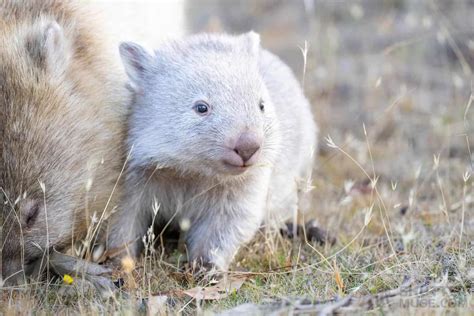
<box><xmin>222</xmin><ymin>132</ymin><xmax>262</xmax><ymax>171</ymax></box>
<box><xmin>2</xmin><ymin>257</ymin><xmax>34</xmax><ymax>286</ymax></box>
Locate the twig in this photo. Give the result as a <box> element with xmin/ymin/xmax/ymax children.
<box><xmin>241</xmin><ymin>277</ymin><xmax>455</xmax><ymax>315</ymax></box>
<box><xmin>318</xmin><ymin>295</ymin><xmax>353</xmax><ymax>315</ymax></box>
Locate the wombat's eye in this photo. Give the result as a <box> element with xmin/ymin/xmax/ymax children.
<box><xmin>193</xmin><ymin>101</ymin><xmax>210</xmax><ymax>115</ymax></box>
<box><xmin>259</xmin><ymin>100</ymin><xmax>265</xmax><ymax>112</ymax></box>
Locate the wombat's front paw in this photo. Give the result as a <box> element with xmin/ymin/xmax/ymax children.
<box><xmin>48</xmin><ymin>251</ymin><xmax>117</xmax><ymax>297</ymax></box>
<box><xmin>282</xmin><ymin>220</ymin><xmax>336</xmax><ymax>246</ymax></box>
<box><xmin>187</xmin><ymin>259</ymin><xmax>224</xmax><ymax>284</ymax></box>
<box><xmin>92</xmin><ymin>243</ymin><xmax>138</xmax><ymax>272</ymax></box>
<box><xmin>281</xmin><ymin>222</ymin><xmax>304</xmax><ymax>239</ymax></box>
<box><xmin>305</xmin><ymin>219</ymin><xmax>336</xmax><ymax>246</ymax></box>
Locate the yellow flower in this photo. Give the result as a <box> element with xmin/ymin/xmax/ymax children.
<box><xmin>63</xmin><ymin>274</ymin><xmax>74</xmax><ymax>285</ymax></box>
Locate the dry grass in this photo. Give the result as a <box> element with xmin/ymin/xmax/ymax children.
<box><xmin>2</xmin><ymin>0</ymin><xmax>474</xmax><ymax>314</ymax></box>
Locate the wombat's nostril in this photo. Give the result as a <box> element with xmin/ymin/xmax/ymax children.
<box><xmin>234</xmin><ymin>147</ymin><xmax>259</xmax><ymax>163</ymax></box>
<box><xmin>234</xmin><ymin>132</ymin><xmax>261</xmax><ymax>164</ymax></box>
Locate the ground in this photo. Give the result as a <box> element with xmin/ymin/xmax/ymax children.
<box><xmin>1</xmin><ymin>0</ymin><xmax>473</xmax><ymax>314</ymax></box>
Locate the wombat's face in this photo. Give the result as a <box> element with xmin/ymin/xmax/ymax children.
<box><xmin>1</xmin><ymin>22</ymin><xmax>94</xmax><ymax>284</ymax></box>
<box><xmin>1</xmin><ymin>98</ymin><xmax>87</xmax><ymax>285</ymax></box>
<box><xmin>121</xmin><ymin>33</ymin><xmax>279</xmax><ymax>178</ymax></box>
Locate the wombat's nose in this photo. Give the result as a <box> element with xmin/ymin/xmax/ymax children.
<box><xmin>234</xmin><ymin>132</ymin><xmax>261</xmax><ymax>164</ymax></box>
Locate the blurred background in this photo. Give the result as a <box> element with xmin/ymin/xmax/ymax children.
<box><xmin>186</xmin><ymin>0</ymin><xmax>473</xmax><ymax>183</ymax></box>
<box><xmin>90</xmin><ymin>0</ymin><xmax>473</xmax><ymax>230</ymax></box>
<box><xmin>91</xmin><ymin>0</ymin><xmax>473</xmax><ymax>176</ymax></box>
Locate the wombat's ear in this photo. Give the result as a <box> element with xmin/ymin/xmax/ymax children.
<box><xmin>119</xmin><ymin>42</ymin><xmax>153</xmax><ymax>91</ymax></box>
<box><xmin>240</xmin><ymin>31</ymin><xmax>261</xmax><ymax>57</ymax></box>
<box><xmin>41</xmin><ymin>21</ymin><xmax>71</xmax><ymax>76</ymax></box>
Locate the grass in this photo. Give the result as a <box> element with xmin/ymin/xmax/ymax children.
<box><xmin>1</xmin><ymin>133</ymin><xmax>472</xmax><ymax>314</ymax></box>
<box><xmin>2</xmin><ymin>0</ymin><xmax>474</xmax><ymax>314</ymax></box>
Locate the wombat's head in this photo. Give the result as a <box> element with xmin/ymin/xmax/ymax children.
<box><xmin>1</xmin><ymin>21</ymin><xmax>110</xmax><ymax>284</ymax></box>
<box><xmin>120</xmin><ymin>32</ymin><xmax>279</xmax><ymax>178</ymax></box>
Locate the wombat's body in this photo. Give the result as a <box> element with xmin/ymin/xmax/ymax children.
<box><xmin>108</xmin><ymin>33</ymin><xmax>317</xmax><ymax>270</ymax></box>
<box><xmin>0</xmin><ymin>0</ymin><xmax>128</xmax><ymax>284</ymax></box>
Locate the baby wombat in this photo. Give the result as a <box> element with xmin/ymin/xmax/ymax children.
<box><xmin>107</xmin><ymin>32</ymin><xmax>317</xmax><ymax>271</ymax></box>
<box><xmin>1</xmin><ymin>0</ymin><xmax>128</xmax><ymax>284</ymax></box>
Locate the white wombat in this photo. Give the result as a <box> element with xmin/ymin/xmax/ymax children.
<box><xmin>107</xmin><ymin>32</ymin><xmax>317</xmax><ymax>271</ymax></box>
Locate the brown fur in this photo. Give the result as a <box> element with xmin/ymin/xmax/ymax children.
<box><xmin>0</xmin><ymin>0</ymin><xmax>128</xmax><ymax>284</ymax></box>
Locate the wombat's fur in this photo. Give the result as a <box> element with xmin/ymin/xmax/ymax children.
<box><xmin>0</xmin><ymin>0</ymin><xmax>128</xmax><ymax>284</ymax></box>
<box><xmin>107</xmin><ymin>32</ymin><xmax>317</xmax><ymax>270</ymax></box>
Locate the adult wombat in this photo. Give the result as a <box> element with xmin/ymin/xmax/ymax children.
<box><xmin>107</xmin><ymin>32</ymin><xmax>317</xmax><ymax>271</ymax></box>
<box><xmin>0</xmin><ymin>0</ymin><xmax>128</xmax><ymax>284</ymax></box>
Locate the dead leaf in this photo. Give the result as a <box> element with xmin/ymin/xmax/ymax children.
<box><xmin>419</xmin><ymin>211</ymin><xmax>447</xmax><ymax>225</ymax></box>
<box><xmin>183</xmin><ymin>275</ymin><xmax>247</xmax><ymax>300</ymax></box>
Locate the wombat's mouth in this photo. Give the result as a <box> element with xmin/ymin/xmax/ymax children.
<box><xmin>220</xmin><ymin>147</ymin><xmax>261</xmax><ymax>175</ymax></box>
<box><xmin>221</xmin><ymin>160</ymin><xmax>252</xmax><ymax>175</ymax></box>
<box><xmin>223</xmin><ymin>161</ymin><xmax>250</xmax><ymax>174</ymax></box>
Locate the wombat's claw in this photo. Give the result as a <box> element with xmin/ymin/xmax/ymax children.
<box><xmin>86</xmin><ymin>275</ymin><xmax>117</xmax><ymax>298</ymax></box>
<box><xmin>188</xmin><ymin>260</ymin><xmax>223</xmax><ymax>284</ymax></box>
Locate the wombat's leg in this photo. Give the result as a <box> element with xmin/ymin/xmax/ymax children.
<box><xmin>105</xmin><ymin>196</ymin><xmax>152</xmax><ymax>263</ymax></box>
<box><xmin>267</xmin><ymin>177</ymin><xmax>299</xmax><ymax>223</ymax></box>
<box><xmin>185</xmin><ymin>207</ymin><xmax>262</xmax><ymax>272</ymax></box>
